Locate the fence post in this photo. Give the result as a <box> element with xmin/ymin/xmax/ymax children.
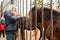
<box><xmin>50</xmin><ymin>0</ymin><xmax>53</xmax><ymax>40</ymax></box>
<box><xmin>1</xmin><ymin>2</ymin><xmax>3</xmax><ymax>17</ymax></box>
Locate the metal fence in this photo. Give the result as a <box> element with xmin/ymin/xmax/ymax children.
<box><xmin>17</xmin><ymin>0</ymin><xmax>53</xmax><ymax>40</ymax></box>
<box><xmin>0</xmin><ymin>0</ymin><xmax>54</xmax><ymax>40</ymax></box>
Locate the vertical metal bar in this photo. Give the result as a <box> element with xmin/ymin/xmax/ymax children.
<box><xmin>20</xmin><ymin>0</ymin><xmax>21</xmax><ymax>40</ymax></box>
<box><xmin>20</xmin><ymin>0</ymin><xmax>21</xmax><ymax>15</ymax></box>
<box><xmin>15</xmin><ymin>0</ymin><xmax>19</xmax><ymax>40</ymax></box>
<box><xmin>18</xmin><ymin>0</ymin><xmax>19</xmax><ymax>40</ymax></box>
<box><xmin>20</xmin><ymin>0</ymin><xmax>21</xmax><ymax>16</ymax></box>
<box><xmin>30</xmin><ymin>0</ymin><xmax>32</xmax><ymax>40</ymax></box>
<box><xmin>22</xmin><ymin>0</ymin><xmax>25</xmax><ymax>40</ymax></box>
<box><xmin>35</xmin><ymin>0</ymin><xmax>37</xmax><ymax>40</ymax></box>
<box><xmin>26</xmin><ymin>0</ymin><xmax>27</xmax><ymax>40</ymax></box>
<box><xmin>50</xmin><ymin>0</ymin><xmax>53</xmax><ymax>40</ymax></box>
<box><xmin>0</xmin><ymin>2</ymin><xmax>2</xmax><ymax>23</ymax></box>
<box><xmin>1</xmin><ymin>2</ymin><xmax>4</xmax><ymax>17</ymax></box>
<box><xmin>42</xmin><ymin>0</ymin><xmax>45</xmax><ymax>40</ymax></box>
<box><xmin>18</xmin><ymin>0</ymin><xmax>19</xmax><ymax>16</ymax></box>
<box><xmin>18</xmin><ymin>0</ymin><xmax>19</xmax><ymax>28</ymax></box>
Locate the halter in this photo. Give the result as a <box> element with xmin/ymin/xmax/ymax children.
<box><xmin>25</xmin><ymin>23</ymin><xmax>42</xmax><ymax>40</ymax></box>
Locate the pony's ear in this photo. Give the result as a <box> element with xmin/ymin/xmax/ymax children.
<box><xmin>33</xmin><ymin>5</ymin><xmax>36</xmax><ymax>8</ymax></box>
<box><xmin>31</xmin><ymin>6</ymin><xmax>36</xmax><ymax>11</ymax></box>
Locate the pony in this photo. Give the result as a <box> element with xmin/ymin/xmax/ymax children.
<box><xmin>28</xmin><ymin>6</ymin><xmax>60</xmax><ymax>40</ymax></box>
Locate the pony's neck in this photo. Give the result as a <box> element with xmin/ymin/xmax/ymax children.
<box><xmin>44</xmin><ymin>21</ymin><xmax>50</xmax><ymax>29</ymax></box>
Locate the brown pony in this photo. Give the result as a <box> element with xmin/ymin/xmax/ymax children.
<box><xmin>28</xmin><ymin>6</ymin><xmax>60</xmax><ymax>40</ymax></box>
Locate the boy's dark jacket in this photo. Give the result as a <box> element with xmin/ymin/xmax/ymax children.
<box><xmin>4</xmin><ymin>10</ymin><xmax>21</xmax><ymax>31</ymax></box>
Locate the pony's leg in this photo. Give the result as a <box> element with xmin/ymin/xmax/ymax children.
<box><xmin>37</xmin><ymin>24</ymin><xmax>42</xmax><ymax>40</ymax></box>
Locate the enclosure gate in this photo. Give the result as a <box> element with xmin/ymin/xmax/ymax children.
<box><xmin>0</xmin><ymin>0</ymin><xmax>53</xmax><ymax>40</ymax></box>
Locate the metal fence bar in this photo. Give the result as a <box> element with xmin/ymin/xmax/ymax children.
<box><xmin>35</xmin><ymin>0</ymin><xmax>37</xmax><ymax>40</ymax></box>
<box><xmin>22</xmin><ymin>0</ymin><xmax>25</xmax><ymax>40</ymax></box>
<box><xmin>50</xmin><ymin>0</ymin><xmax>53</xmax><ymax>40</ymax></box>
<box><xmin>20</xmin><ymin>0</ymin><xmax>22</xmax><ymax>40</ymax></box>
<box><xmin>26</xmin><ymin>0</ymin><xmax>28</xmax><ymax>40</ymax></box>
<box><xmin>42</xmin><ymin>0</ymin><xmax>45</xmax><ymax>40</ymax></box>
<box><xmin>30</xmin><ymin>0</ymin><xmax>32</xmax><ymax>40</ymax></box>
<box><xmin>18</xmin><ymin>0</ymin><xmax>19</xmax><ymax>40</ymax></box>
<box><xmin>17</xmin><ymin>0</ymin><xmax>19</xmax><ymax>29</ymax></box>
<box><xmin>20</xmin><ymin>0</ymin><xmax>21</xmax><ymax>15</ymax></box>
<box><xmin>1</xmin><ymin>2</ymin><xmax>3</xmax><ymax>17</ymax></box>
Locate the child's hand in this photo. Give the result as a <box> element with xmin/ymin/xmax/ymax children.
<box><xmin>14</xmin><ymin>13</ymin><xmax>21</xmax><ymax>16</ymax></box>
<box><xmin>17</xmin><ymin>13</ymin><xmax>21</xmax><ymax>16</ymax></box>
